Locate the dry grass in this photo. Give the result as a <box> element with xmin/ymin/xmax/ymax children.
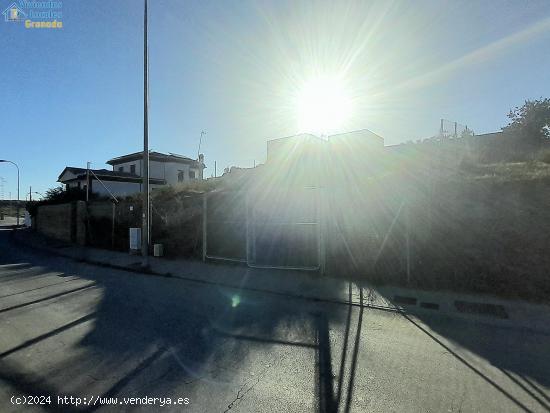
<box><xmin>458</xmin><ymin>161</ymin><xmax>550</xmax><ymax>183</ymax></box>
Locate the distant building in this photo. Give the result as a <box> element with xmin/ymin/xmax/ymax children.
<box><xmin>266</xmin><ymin>129</ymin><xmax>384</xmax><ymax>164</ymax></box>
<box><xmin>58</xmin><ymin>151</ymin><xmax>205</xmax><ymax>198</ymax></box>
<box><xmin>264</xmin><ymin>129</ymin><xmax>385</xmax><ymax>186</ymax></box>
<box><xmin>107</xmin><ymin>151</ymin><xmax>205</xmax><ymax>183</ymax></box>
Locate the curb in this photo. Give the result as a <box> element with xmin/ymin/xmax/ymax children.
<box><xmin>9</xmin><ymin>229</ymin><xmax>400</xmax><ymax>313</ymax></box>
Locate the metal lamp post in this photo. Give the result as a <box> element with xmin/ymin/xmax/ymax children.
<box><xmin>0</xmin><ymin>160</ymin><xmax>20</xmax><ymax>226</ymax></box>
<box><xmin>141</xmin><ymin>0</ymin><xmax>150</xmax><ymax>268</ymax></box>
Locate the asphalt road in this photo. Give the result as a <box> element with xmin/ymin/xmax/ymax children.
<box><xmin>0</xmin><ymin>228</ymin><xmax>549</xmax><ymax>413</ymax></box>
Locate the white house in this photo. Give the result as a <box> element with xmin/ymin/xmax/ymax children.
<box><xmin>107</xmin><ymin>151</ymin><xmax>205</xmax><ymax>183</ymax></box>
<box><xmin>58</xmin><ymin>151</ymin><xmax>205</xmax><ymax>198</ymax></box>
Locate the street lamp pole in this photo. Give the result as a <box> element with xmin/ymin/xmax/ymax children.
<box><xmin>0</xmin><ymin>160</ymin><xmax>20</xmax><ymax>226</ymax></box>
<box><xmin>141</xmin><ymin>0</ymin><xmax>150</xmax><ymax>268</ymax></box>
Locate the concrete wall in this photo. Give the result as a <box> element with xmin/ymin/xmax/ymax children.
<box><xmin>36</xmin><ymin>201</ymin><xmax>87</xmax><ymax>244</ymax></box>
<box><xmin>36</xmin><ymin>203</ymin><xmax>73</xmax><ymax>242</ymax></box>
<box><xmin>75</xmin><ymin>201</ymin><xmax>87</xmax><ymax>245</ymax></box>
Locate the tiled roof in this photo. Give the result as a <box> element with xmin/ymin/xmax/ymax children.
<box><xmin>58</xmin><ymin>167</ymin><xmax>140</xmax><ymax>181</ymax></box>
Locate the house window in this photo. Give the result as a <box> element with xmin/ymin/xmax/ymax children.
<box><xmin>118</xmin><ymin>166</ymin><xmax>124</xmax><ymax>172</ymax></box>
<box><xmin>189</xmin><ymin>170</ymin><xmax>196</xmax><ymax>179</ymax></box>
<box><xmin>178</xmin><ymin>170</ymin><xmax>184</xmax><ymax>182</ymax></box>
<box><xmin>130</xmin><ymin>164</ymin><xmax>136</xmax><ymax>174</ymax></box>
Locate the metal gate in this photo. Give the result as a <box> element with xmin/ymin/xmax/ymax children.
<box><xmin>203</xmin><ymin>187</ymin><xmax>323</xmax><ymax>271</ymax></box>
<box><xmin>247</xmin><ymin>186</ymin><xmax>322</xmax><ymax>270</ymax></box>
<box><xmin>203</xmin><ymin>190</ymin><xmax>247</xmax><ymax>263</ymax></box>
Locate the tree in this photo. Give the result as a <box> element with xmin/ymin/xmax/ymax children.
<box><xmin>42</xmin><ymin>186</ymin><xmax>86</xmax><ymax>203</ymax></box>
<box><xmin>26</xmin><ymin>186</ymin><xmax>87</xmax><ymax>217</ymax></box>
<box><xmin>503</xmin><ymin>98</ymin><xmax>550</xmax><ymax>145</ymax></box>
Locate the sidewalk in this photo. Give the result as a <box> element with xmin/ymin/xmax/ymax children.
<box><xmin>11</xmin><ymin>228</ymin><xmax>550</xmax><ymax>334</ymax></box>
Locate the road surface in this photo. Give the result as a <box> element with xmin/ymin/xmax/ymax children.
<box><xmin>0</xmin><ymin>228</ymin><xmax>549</xmax><ymax>412</ymax></box>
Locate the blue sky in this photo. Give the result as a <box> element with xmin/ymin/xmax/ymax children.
<box><xmin>1</xmin><ymin>0</ymin><xmax>550</xmax><ymax>198</ymax></box>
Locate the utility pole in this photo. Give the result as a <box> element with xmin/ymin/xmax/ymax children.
<box><xmin>0</xmin><ymin>160</ymin><xmax>19</xmax><ymax>226</ymax></box>
<box><xmin>141</xmin><ymin>0</ymin><xmax>150</xmax><ymax>268</ymax></box>
<box><xmin>86</xmin><ymin>161</ymin><xmax>90</xmax><ymax>202</ymax></box>
<box><xmin>29</xmin><ymin>186</ymin><xmax>32</xmax><ymax>202</ymax></box>
<box><xmin>214</xmin><ymin>161</ymin><xmax>217</xmax><ymax>178</ymax></box>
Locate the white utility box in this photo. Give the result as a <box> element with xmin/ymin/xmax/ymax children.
<box><xmin>153</xmin><ymin>244</ymin><xmax>164</xmax><ymax>257</ymax></box>
<box><xmin>129</xmin><ymin>228</ymin><xmax>141</xmax><ymax>253</ymax></box>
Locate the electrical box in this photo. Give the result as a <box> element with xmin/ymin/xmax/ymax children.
<box><xmin>153</xmin><ymin>244</ymin><xmax>164</xmax><ymax>257</ymax></box>
<box><xmin>129</xmin><ymin>228</ymin><xmax>141</xmax><ymax>252</ymax></box>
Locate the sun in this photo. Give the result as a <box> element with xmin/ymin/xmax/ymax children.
<box><xmin>294</xmin><ymin>75</ymin><xmax>353</xmax><ymax>136</ymax></box>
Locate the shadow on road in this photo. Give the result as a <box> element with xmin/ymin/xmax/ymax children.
<box><xmin>371</xmin><ymin>286</ymin><xmax>550</xmax><ymax>413</ymax></box>
<box><xmin>0</xmin><ymin>232</ymin><xmax>368</xmax><ymax>412</ymax></box>
<box><xmin>3</xmin><ymin>229</ymin><xmax>549</xmax><ymax>412</ymax></box>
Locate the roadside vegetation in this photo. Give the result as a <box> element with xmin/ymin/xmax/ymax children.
<box><xmin>27</xmin><ymin>98</ymin><xmax>550</xmax><ymax>302</ymax></box>
<box><xmin>0</xmin><ymin>202</ymin><xmax>24</xmax><ymax>218</ymax></box>
<box><xmin>458</xmin><ymin>159</ymin><xmax>550</xmax><ymax>182</ymax></box>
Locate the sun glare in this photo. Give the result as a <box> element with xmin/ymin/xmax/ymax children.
<box><xmin>294</xmin><ymin>75</ymin><xmax>353</xmax><ymax>136</ymax></box>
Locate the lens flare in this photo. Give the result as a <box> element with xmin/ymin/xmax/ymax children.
<box><xmin>294</xmin><ymin>75</ymin><xmax>353</xmax><ymax>136</ymax></box>
<box><xmin>231</xmin><ymin>295</ymin><xmax>241</xmax><ymax>308</ymax></box>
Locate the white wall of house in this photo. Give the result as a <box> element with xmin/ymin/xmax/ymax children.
<box><xmin>113</xmin><ymin>161</ymin><xmax>142</xmax><ymax>176</ymax></box>
<box><xmin>59</xmin><ymin>170</ymin><xmax>80</xmax><ymax>183</ymax></box>
<box><xmin>65</xmin><ymin>181</ymin><xmax>81</xmax><ymax>190</ymax></box>
<box><xmin>112</xmin><ymin>160</ymin><xmax>202</xmax><ymax>183</ymax></box>
<box><xmin>91</xmin><ymin>180</ymin><xmax>141</xmax><ymax>198</ymax></box>
<box><xmin>149</xmin><ymin>161</ymin><xmax>165</xmax><ymax>180</ymax></box>
<box><xmin>66</xmin><ymin>179</ymin><xmax>164</xmax><ymax>198</ymax></box>
<box><xmin>113</xmin><ymin>160</ymin><xmax>163</xmax><ymax>180</ymax></box>
<box><xmin>165</xmin><ymin>162</ymin><xmax>197</xmax><ymax>184</ymax></box>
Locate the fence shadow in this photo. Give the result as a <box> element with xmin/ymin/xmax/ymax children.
<box><xmin>0</xmin><ymin>237</ymin><xmax>360</xmax><ymax>411</ymax></box>
<box><xmin>366</xmin><ymin>283</ymin><xmax>550</xmax><ymax>413</ymax></box>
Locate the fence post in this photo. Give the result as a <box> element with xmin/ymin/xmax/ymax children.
<box><xmin>111</xmin><ymin>202</ymin><xmax>116</xmax><ymax>250</ymax></box>
<box><xmin>85</xmin><ymin>200</ymin><xmax>90</xmax><ymax>247</ymax></box>
<box><xmin>202</xmin><ymin>192</ymin><xmax>207</xmax><ymax>262</ymax></box>
<box><xmin>250</xmin><ymin>193</ymin><xmax>256</xmax><ymax>263</ymax></box>
<box><xmin>405</xmin><ymin>199</ymin><xmax>411</xmax><ymax>284</ymax></box>
<box><xmin>245</xmin><ymin>191</ymin><xmax>249</xmax><ymax>263</ymax></box>
<box><xmin>319</xmin><ymin>187</ymin><xmax>326</xmax><ymax>275</ymax></box>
